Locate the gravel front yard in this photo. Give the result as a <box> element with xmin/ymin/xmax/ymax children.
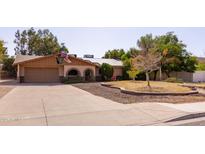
<box><xmin>72</xmin><ymin>82</ymin><xmax>205</xmax><ymax>104</ymax></box>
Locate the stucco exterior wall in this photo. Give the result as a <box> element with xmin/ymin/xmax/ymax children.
<box><xmin>17</xmin><ymin>56</ymin><xmax>97</xmax><ymax>78</ymax></box>
<box><xmin>113</xmin><ymin>67</ymin><xmax>123</xmax><ymax>77</ymax></box>
<box><xmin>22</xmin><ymin>56</ymin><xmax>59</xmax><ymax>68</ymax></box>
<box><xmin>18</xmin><ymin>56</ymin><xmax>61</xmax><ymax>77</ymax></box>
<box><xmin>95</xmin><ymin>67</ymin><xmax>100</xmax><ymax>76</ymax></box>
<box><xmin>16</xmin><ymin>55</ymin><xmax>124</xmax><ymax>82</ymax></box>
<box><xmin>59</xmin><ymin>66</ymin><xmax>64</xmax><ymax>76</ymax></box>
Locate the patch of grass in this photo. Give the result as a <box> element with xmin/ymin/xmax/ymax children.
<box><xmin>108</xmin><ymin>80</ymin><xmax>191</xmax><ymax>93</ymax></box>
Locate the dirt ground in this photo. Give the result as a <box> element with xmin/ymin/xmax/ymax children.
<box><xmin>72</xmin><ymin>82</ymin><xmax>205</xmax><ymax>104</ymax></box>
<box><xmin>108</xmin><ymin>80</ymin><xmax>191</xmax><ymax>92</ymax></box>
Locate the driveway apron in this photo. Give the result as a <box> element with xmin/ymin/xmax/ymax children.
<box><xmin>0</xmin><ymin>84</ymin><xmax>187</xmax><ymax>126</ymax></box>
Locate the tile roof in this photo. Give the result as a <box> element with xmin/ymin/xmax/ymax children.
<box><xmin>13</xmin><ymin>55</ymin><xmax>43</xmax><ymax>65</ymax></box>
<box><xmin>13</xmin><ymin>54</ymin><xmax>99</xmax><ymax>66</ymax></box>
<box><xmin>83</xmin><ymin>58</ymin><xmax>123</xmax><ymax>67</ymax></box>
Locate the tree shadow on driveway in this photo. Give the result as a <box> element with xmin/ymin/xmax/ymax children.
<box><xmin>0</xmin><ymin>79</ymin><xmax>63</xmax><ymax>87</ymax></box>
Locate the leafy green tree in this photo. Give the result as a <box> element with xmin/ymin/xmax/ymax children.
<box><xmin>196</xmin><ymin>62</ymin><xmax>205</xmax><ymax>71</ymax></box>
<box><xmin>103</xmin><ymin>49</ymin><xmax>125</xmax><ymax>60</ymax></box>
<box><xmin>14</xmin><ymin>28</ymin><xmax>68</xmax><ymax>55</ymax></box>
<box><xmin>101</xmin><ymin>63</ymin><xmax>114</xmax><ymax>81</ymax></box>
<box><xmin>121</xmin><ymin>48</ymin><xmax>139</xmax><ymax>60</ymax></box>
<box><xmin>0</xmin><ymin>40</ymin><xmax>16</xmax><ymax>77</ymax></box>
<box><xmin>154</xmin><ymin>32</ymin><xmax>197</xmax><ymax>77</ymax></box>
<box><xmin>180</xmin><ymin>54</ymin><xmax>197</xmax><ymax>72</ymax></box>
<box><xmin>126</xmin><ymin>48</ymin><xmax>140</xmax><ymax>58</ymax></box>
<box><xmin>121</xmin><ymin>48</ymin><xmax>140</xmax><ymax>79</ymax></box>
<box><xmin>2</xmin><ymin>56</ymin><xmax>16</xmax><ymax>77</ymax></box>
<box><xmin>0</xmin><ymin>40</ymin><xmax>8</xmax><ymax>63</ymax></box>
<box><xmin>101</xmin><ymin>32</ymin><xmax>197</xmax><ymax>81</ymax></box>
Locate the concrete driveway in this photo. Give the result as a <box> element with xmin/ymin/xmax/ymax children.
<box><xmin>0</xmin><ymin>82</ymin><xmax>190</xmax><ymax>126</ymax></box>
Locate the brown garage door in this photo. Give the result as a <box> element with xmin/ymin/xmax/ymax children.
<box><xmin>24</xmin><ymin>67</ymin><xmax>59</xmax><ymax>83</ymax></box>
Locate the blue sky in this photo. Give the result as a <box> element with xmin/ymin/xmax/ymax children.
<box><xmin>0</xmin><ymin>27</ymin><xmax>205</xmax><ymax>58</ymax></box>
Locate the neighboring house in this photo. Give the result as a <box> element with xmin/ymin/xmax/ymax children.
<box><xmin>13</xmin><ymin>54</ymin><xmax>123</xmax><ymax>83</ymax></box>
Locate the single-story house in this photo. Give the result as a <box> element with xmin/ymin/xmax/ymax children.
<box><xmin>13</xmin><ymin>54</ymin><xmax>123</xmax><ymax>83</ymax></box>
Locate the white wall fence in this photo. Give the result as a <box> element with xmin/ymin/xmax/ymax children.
<box><xmin>192</xmin><ymin>71</ymin><xmax>205</xmax><ymax>82</ymax></box>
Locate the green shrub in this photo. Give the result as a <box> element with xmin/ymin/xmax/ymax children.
<box><xmin>165</xmin><ymin>77</ymin><xmax>183</xmax><ymax>83</ymax></box>
<box><xmin>126</xmin><ymin>69</ymin><xmax>139</xmax><ymax>80</ymax></box>
<box><xmin>101</xmin><ymin>63</ymin><xmax>114</xmax><ymax>81</ymax></box>
<box><xmin>62</xmin><ymin>76</ymin><xmax>83</xmax><ymax>84</ymax></box>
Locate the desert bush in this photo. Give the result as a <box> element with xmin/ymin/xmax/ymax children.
<box><xmin>62</xmin><ymin>76</ymin><xmax>83</xmax><ymax>84</ymax></box>
<box><xmin>127</xmin><ymin>69</ymin><xmax>139</xmax><ymax>80</ymax></box>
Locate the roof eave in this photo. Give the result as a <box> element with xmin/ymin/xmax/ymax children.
<box><xmin>12</xmin><ymin>55</ymin><xmax>53</xmax><ymax>66</ymax></box>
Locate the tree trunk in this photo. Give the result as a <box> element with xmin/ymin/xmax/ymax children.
<box><xmin>153</xmin><ymin>70</ymin><xmax>158</xmax><ymax>81</ymax></box>
<box><xmin>165</xmin><ymin>71</ymin><xmax>170</xmax><ymax>78</ymax></box>
<box><xmin>146</xmin><ymin>72</ymin><xmax>151</xmax><ymax>87</ymax></box>
<box><xmin>159</xmin><ymin>67</ymin><xmax>162</xmax><ymax>81</ymax></box>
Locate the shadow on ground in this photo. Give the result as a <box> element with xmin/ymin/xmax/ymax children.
<box><xmin>166</xmin><ymin>112</ymin><xmax>205</xmax><ymax>123</ymax></box>
<box><xmin>0</xmin><ymin>79</ymin><xmax>63</xmax><ymax>87</ymax></box>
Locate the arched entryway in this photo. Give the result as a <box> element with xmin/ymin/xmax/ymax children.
<box><xmin>84</xmin><ymin>69</ymin><xmax>93</xmax><ymax>81</ymax></box>
<box><xmin>66</xmin><ymin>68</ymin><xmax>81</xmax><ymax>82</ymax></box>
<box><xmin>67</xmin><ymin>69</ymin><xmax>80</xmax><ymax>76</ymax></box>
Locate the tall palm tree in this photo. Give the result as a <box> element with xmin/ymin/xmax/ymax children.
<box><xmin>137</xmin><ymin>34</ymin><xmax>154</xmax><ymax>54</ymax></box>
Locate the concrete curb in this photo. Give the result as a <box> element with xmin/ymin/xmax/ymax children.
<box><xmin>154</xmin><ymin>116</ymin><xmax>205</xmax><ymax>126</ymax></box>
<box><xmin>101</xmin><ymin>82</ymin><xmax>199</xmax><ymax>96</ymax></box>
<box><xmin>180</xmin><ymin>83</ymin><xmax>205</xmax><ymax>90</ymax></box>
